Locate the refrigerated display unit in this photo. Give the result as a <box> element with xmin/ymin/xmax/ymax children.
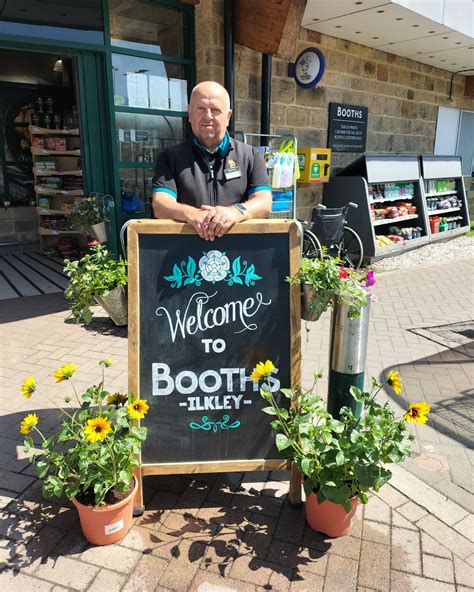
<box><xmin>420</xmin><ymin>155</ymin><xmax>470</xmax><ymax>241</ymax></box>
<box><xmin>323</xmin><ymin>154</ymin><xmax>429</xmax><ymax>262</ymax></box>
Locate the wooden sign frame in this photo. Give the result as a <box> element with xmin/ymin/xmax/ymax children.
<box><xmin>128</xmin><ymin>219</ymin><xmax>302</xmax><ymax>510</ymax></box>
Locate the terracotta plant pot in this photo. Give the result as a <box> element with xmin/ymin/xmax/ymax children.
<box><xmin>72</xmin><ymin>477</ymin><xmax>137</xmax><ymax>545</ymax></box>
<box><xmin>306</xmin><ymin>491</ymin><xmax>358</xmax><ymax>537</ymax></box>
<box><xmin>95</xmin><ymin>285</ymin><xmax>128</xmax><ymax>326</ymax></box>
<box><xmin>301</xmin><ymin>283</ymin><xmax>333</xmax><ymax>322</ymax></box>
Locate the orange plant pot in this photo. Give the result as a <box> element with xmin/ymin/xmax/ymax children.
<box><xmin>306</xmin><ymin>491</ymin><xmax>358</xmax><ymax>537</ymax></box>
<box><xmin>72</xmin><ymin>477</ymin><xmax>137</xmax><ymax>546</ymax></box>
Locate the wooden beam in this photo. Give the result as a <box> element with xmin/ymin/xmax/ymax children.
<box><xmin>234</xmin><ymin>0</ymin><xmax>307</xmax><ymax>59</ymax></box>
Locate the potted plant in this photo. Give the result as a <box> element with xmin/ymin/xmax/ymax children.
<box><xmin>64</xmin><ymin>241</ymin><xmax>128</xmax><ymax>325</ymax></box>
<box><xmin>20</xmin><ymin>359</ymin><xmax>149</xmax><ymax>545</ymax></box>
<box><xmin>287</xmin><ymin>252</ymin><xmax>375</xmax><ymax>321</ymax></box>
<box><xmin>251</xmin><ymin>361</ymin><xmax>430</xmax><ymax>537</ymax></box>
<box><xmin>74</xmin><ymin>193</ymin><xmax>109</xmax><ymax>242</ymax></box>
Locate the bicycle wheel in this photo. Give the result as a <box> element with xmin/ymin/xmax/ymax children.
<box><xmin>339</xmin><ymin>227</ymin><xmax>363</xmax><ymax>269</ymax></box>
<box><xmin>302</xmin><ymin>229</ymin><xmax>322</xmax><ymax>260</ymax></box>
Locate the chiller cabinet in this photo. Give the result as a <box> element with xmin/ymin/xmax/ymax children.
<box><xmin>323</xmin><ymin>154</ymin><xmax>429</xmax><ymax>262</ymax></box>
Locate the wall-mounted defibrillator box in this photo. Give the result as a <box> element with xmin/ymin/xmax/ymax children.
<box><xmin>297</xmin><ymin>148</ymin><xmax>332</xmax><ymax>183</ymax></box>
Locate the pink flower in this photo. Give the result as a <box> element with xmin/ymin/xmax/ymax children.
<box><xmin>87</xmin><ymin>240</ymin><xmax>100</xmax><ymax>247</ymax></box>
<box><xmin>365</xmin><ymin>270</ymin><xmax>376</xmax><ymax>287</ymax></box>
<box><xmin>339</xmin><ymin>267</ymin><xmax>349</xmax><ymax>279</ymax></box>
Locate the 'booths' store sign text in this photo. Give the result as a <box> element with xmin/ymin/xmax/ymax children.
<box><xmin>328</xmin><ymin>103</ymin><xmax>368</xmax><ymax>152</ymax></box>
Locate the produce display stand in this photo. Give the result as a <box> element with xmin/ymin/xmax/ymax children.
<box><xmin>420</xmin><ymin>155</ymin><xmax>470</xmax><ymax>241</ymax></box>
<box><xmin>30</xmin><ymin>125</ymin><xmax>85</xmax><ymax>253</ymax></box>
<box><xmin>323</xmin><ymin>154</ymin><xmax>429</xmax><ymax>262</ymax></box>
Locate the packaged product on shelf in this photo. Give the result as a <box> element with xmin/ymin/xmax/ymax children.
<box><xmin>32</xmin><ymin>136</ymin><xmax>45</xmax><ymax>148</ymax></box>
<box><xmin>54</xmin><ymin>137</ymin><xmax>67</xmax><ymax>151</ymax></box>
<box><xmin>38</xmin><ymin>197</ymin><xmax>50</xmax><ymax>208</ymax></box>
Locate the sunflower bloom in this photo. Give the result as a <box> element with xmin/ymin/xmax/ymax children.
<box><xmin>250</xmin><ymin>360</ymin><xmax>275</xmax><ymax>382</ymax></box>
<box><xmin>21</xmin><ymin>376</ymin><xmax>36</xmax><ymax>399</ymax></box>
<box><xmin>20</xmin><ymin>413</ymin><xmax>39</xmax><ymax>435</ymax></box>
<box><xmin>128</xmin><ymin>399</ymin><xmax>149</xmax><ymax>420</ymax></box>
<box><xmin>53</xmin><ymin>363</ymin><xmax>78</xmax><ymax>383</ymax></box>
<box><xmin>404</xmin><ymin>402</ymin><xmax>430</xmax><ymax>425</ymax></box>
<box><xmin>387</xmin><ymin>370</ymin><xmax>402</xmax><ymax>395</ymax></box>
<box><xmin>106</xmin><ymin>392</ymin><xmax>128</xmax><ymax>406</ymax></box>
<box><xmin>84</xmin><ymin>416</ymin><xmax>112</xmax><ymax>443</ymax></box>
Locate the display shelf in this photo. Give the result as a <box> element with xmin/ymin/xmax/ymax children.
<box><xmin>30</xmin><ymin>126</ymin><xmax>79</xmax><ymax>135</ymax></box>
<box><xmin>323</xmin><ymin>155</ymin><xmax>429</xmax><ymax>262</ymax></box>
<box><xmin>427</xmin><ymin>207</ymin><xmax>461</xmax><ymax>215</ymax></box>
<box><xmin>420</xmin><ymin>155</ymin><xmax>470</xmax><ymax>242</ymax></box>
<box><xmin>38</xmin><ymin>227</ymin><xmax>81</xmax><ymax>235</ymax></box>
<box><xmin>36</xmin><ymin>207</ymin><xmax>75</xmax><ymax>215</ymax></box>
<box><xmin>373</xmin><ymin>214</ymin><xmax>419</xmax><ymax>226</ymax></box>
<box><xmin>370</xmin><ymin>196</ymin><xmax>414</xmax><ymax>203</ymax></box>
<box><xmin>32</xmin><ymin>147</ymin><xmax>81</xmax><ymax>156</ymax></box>
<box><xmin>30</xmin><ymin>124</ymin><xmax>85</xmax><ymax>252</ymax></box>
<box><xmin>35</xmin><ymin>187</ymin><xmax>84</xmax><ymax>196</ymax></box>
<box><xmin>429</xmin><ymin>225</ymin><xmax>470</xmax><ymax>241</ymax></box>
<box><xmin>33</xmin><ymin>169</ymin><xmax>82</xmax><ymax>176</ymax></box>
<box><xmin>425</xmin><ymin>190</ymin><xmax>457</xmax><ymax>197</ymax></box>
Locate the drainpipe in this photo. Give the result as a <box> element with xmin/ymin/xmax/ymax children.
<box><xmin>224</xmin><ymin>0</ymin><xmax>234</xmax><ymax>136</ymax></box>
<box><xmin>261</xmin><ymin>54</ymin><xmax>272</xmax><ymax>145</ymax></box>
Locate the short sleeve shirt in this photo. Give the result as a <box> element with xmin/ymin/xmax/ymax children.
<box><xmin>152</xmin><ymin>136</ymin><xmax>271</xmax><ymax>208</ymax></box>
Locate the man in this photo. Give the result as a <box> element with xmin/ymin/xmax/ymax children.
<box><xmin>152</xmin><ymin>81</ymin><xmax>272</xmax><ymax>241</ymax></box>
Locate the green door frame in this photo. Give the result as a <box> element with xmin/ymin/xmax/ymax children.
<box><xmin>0</xmin><ymin>0</ymin><xmax>196</xmax><ymax>256</ymax></box>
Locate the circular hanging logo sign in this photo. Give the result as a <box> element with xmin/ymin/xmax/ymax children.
<box><xmin>288</xmin><ymin>47</ymin><xmax>326</xmax><ymax>89</ymax></box>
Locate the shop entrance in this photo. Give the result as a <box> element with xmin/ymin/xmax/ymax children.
<box><xmin>0</xmin><ymin>47</ymin><xmax>112</xmax><ymax>300</ymax></box>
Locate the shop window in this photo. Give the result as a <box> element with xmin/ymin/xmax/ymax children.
<box><xmin>112</xmin><ymin>54</ymin><xmax>187</xmax><ymax>111</ymax></box>
<box><xmin>120</xmin><ymin>167</ymin><xmax>154</xmax><ymax>216</ymax></box>
<box><xmin>116</xmin><ymin>112</ymin><xmax>185</xmax><ymax>163</ymax></box>
<box><xmin>0</xmin><ymin>0</ymin><xmax>104</xmax><ymax>44</ymax></box>
<box><xmin>109</xmin><ymin>0</ymin><xmax>185</xmax><ymax>57</ymax></box>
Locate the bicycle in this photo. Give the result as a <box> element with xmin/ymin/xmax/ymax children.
<box><xmin>301</xmin><ymin>202</ymin><xmax>364</xmax><ymax>269</ymax></box>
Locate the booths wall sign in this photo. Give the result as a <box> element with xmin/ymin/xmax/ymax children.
<box><xmin>288</xmin><ymin>47</ymin><xmax>326</xmax><ymax>89</ymax></box>
<box><xmin>328</xmin><ymin>102</ymin><xmax>368</xmax><ymax>152</ymax></box>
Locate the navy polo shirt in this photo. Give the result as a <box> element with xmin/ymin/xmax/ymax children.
<box><xmin>152</xmin><ymin>134</ymin><xmax>271</xmax><ymax>208</ymax></box>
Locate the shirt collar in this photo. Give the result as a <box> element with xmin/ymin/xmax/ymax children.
<box><xmin>192</xmin><ymin>131</ymin><xmax>231</xmax><ymax>157</ymax></box>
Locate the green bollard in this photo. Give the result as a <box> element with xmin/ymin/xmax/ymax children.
<box><xmin>327</xmin><ymin>295</ymin><xmax>370</xmax><ymax>420</ymax></box>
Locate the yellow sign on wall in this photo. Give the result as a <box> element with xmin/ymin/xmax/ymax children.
<box><xmin>297</xmin><ymin>148</ymin><xmax>332</xmax><ymax>183</ymax></box>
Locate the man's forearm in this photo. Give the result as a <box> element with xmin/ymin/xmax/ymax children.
<box><xmin>244</xmin><ymin>190</ymin><xmax>272</xmax><ymax>220</ymax></box>
<box><xmin>152</xmin><ymin>191</ymin><xmax>198</xmax><ymax>223</ymax></box>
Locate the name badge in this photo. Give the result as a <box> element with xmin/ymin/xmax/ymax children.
<box><xmin>224</xmin><ymin>160</ymin><xmax>242</xmax><ymax>180</ymax></box>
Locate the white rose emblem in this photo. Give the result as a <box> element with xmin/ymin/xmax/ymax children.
<box><xmin>199</xmin><ymin>250</ymin><xmax>230</xmax><ymax>283</ymax></box>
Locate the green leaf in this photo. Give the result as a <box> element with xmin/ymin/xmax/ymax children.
<box><xmin>275</xmin><ymin>433</ymin><xmax>292</xmax><ymax>451</ymax></box>
<box><xmin>358</xmin><ymin>491</ymin><xmax>369</xmax><ymax>504</ymax></box>
<box><xmin>280</xmin><ymin>388</ymin><xmax>294</xmax><ymax>399</ymax></box>
<box><xmin>261</xmin><ymin>406</ymin><xmax>278</xmax><ymax>416</ymax></box>
<box><xmin>350</xmin><ymin>386</ymin><xmax>364</xmax><ymax>402</ymax></box>
<box><xmin>335</xmin><ymin>451</ymin><xmax>345</xmax><ymax>466</ymax></box>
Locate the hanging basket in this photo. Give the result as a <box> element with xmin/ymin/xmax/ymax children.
<box><xmin>301</xmin><ymin>283</ymin><xmax>333</xmax><ymax>322</ymax></box>
<box><xmin>95</xmin><ymin>285</ymin><xmax>128</xmax><ymax>326</ymax></box>
<box><xmin>90</xmin><ymin>222</ymin><xmax>108</xmax><ymax>243</ymax></box>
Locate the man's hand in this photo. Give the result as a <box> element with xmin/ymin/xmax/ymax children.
<box><xmin>200</xmin><ymin>205</ymin><xmax>243</xmax><ymax>241</ymax></box>
<box><xmin>183</xmin><ymin>208</ymin><xmax>211</xmax><ymax>239</ymax></box>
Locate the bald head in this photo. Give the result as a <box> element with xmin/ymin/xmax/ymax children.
<box><xmin>188</xmin><ymin>81</ymin><xmax>232</xmax><ymax>151</ymax></box>
<box><xmin>190</xmin><ymin>81</ymin><xmax>231</xmax><ymax>111</ymax></box>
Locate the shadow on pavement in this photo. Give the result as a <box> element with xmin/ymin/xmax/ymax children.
<box><xmin>64</xmin><ymin>314</ymin><xmax>128</xmax><ymax>338</ymax></box>
<box><xmin>0</xmin><ymin>293</ymin><xmax>69</xmax><ymax>324</ymax></box>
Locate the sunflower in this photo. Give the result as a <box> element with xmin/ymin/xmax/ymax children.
<box><xmin>250</xmin><ymin>360</ymin><xmax>275</xmax><ymax>382</ymax></box>
<box><xmin>21</xmin><ymin>376</ymin><xmax>36</xmax><ymax>399</ymax></box>
<box><xmin>53</xmin><ymin>363</ymin><xmax>78</xmax><ymax>383</ymax></box>
<box><xmin>387</xmin><ymin>370</ymin><xmax>402</xmax><ymax>395</ymax></box>
<box><xmin>128</xmin><ymin>399</ymin><xmax>149</xmax><ymax>420</ymax></box>
<box><xmin>84</xmin><ymin>416</ymin><xmax>112</xmax><ymax>443</ymax></box>
<box><xmin>404</xmin><ymin>402</ymin><xmax>431</xmax><ymax>425</ymax></box>
<box><xmin>20</xmin><ymin>413</ymin><xmax>39</xmax><ymax>435</ymax></box>
<box><xmin>106</xmin><ymin>392</ymin><xmax>128</xmax><ymax>406</ymax></box>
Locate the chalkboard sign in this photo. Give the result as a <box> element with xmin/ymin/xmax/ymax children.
<box><xmin>128</xmin><ymin>220</ymin><xmax>301</xmax><ymax>504</ymax></box>
<box><xmin>328</xmin><ymin>102</ymin><xmax>368</xmax><ymax>153</ymax></box>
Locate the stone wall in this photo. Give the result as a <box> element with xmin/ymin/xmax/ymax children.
<box><xmin>195</xmin><ymin>0</ymin><xmax>474</xmax><ymax>217</ymax></box>
<box><xmin>0</xmin><ymin>207</ymin><xmax>37</xmax><ymax>246</ymax></box>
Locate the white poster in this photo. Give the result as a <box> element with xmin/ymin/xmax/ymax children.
<box><xmin>169</xmin><ymin>78</ymin><xmax>188</xmax><ymax>112</ymax></box>
<box><xmin>126</xmin><ymin>73</ymin><xmax>149</xmax><ymax>108</ymax></box>
<box><xmin>148</xmin><ymin>75</ymin><xmax>169</xmax><ymax>110</ymax></box>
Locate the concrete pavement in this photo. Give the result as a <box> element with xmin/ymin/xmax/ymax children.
<box><xmin>0</xmin><ymin>256</ymin><xmax>473</xmax><ymax>591</ymax></box>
